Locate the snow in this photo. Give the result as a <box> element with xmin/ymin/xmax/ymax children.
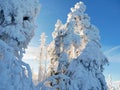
<box><xmin>107</xmin><ymin>75</ymin><xmax>120</xmax><ymax>90</ymax></box>
<box><xmin>0</xmin><ymin>0</ymin><xmax>110</xmax><ymax>90</ymax></box>
<box><xmin>0</xmin><ymin>0</ymin><xmax>40</xmax><ymax>90</ymax></box>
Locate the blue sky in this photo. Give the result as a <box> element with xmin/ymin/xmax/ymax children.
<box><xmin>28</xmin><ymin>0</ymin><xmax>120</xmax><ymax>81</ymax></box>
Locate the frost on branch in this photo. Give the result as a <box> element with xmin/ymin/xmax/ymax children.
<box><xmin>0</xmin><ymin>0</ymin><xmax>39</xmax><ymax>90</ymax></box>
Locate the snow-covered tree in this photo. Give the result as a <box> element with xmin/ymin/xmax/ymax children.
<box><xmin>66</xmin><ymin>2</ymin><xmax>108</xmax><ymax>90</ymax></box>
<box><xmin>118</xmin><ymin>83</ymin><xmax>120</xmax><ymax>90</ymax></box>
<box><xmin>0</xmin><ymin>0</ymin><xmax>39</xmax><ymax>90</ymax></box>
<box><xmin>48</xmin><ymin>20</ymin><xmax>68</xmax><ymax>76</ymax></box>
<box><xmin>46</xmin><ymin>5</ymin><xmax>82</xmax><ymax>90</ymax></box>
<box><xmin>38</xmin><ymin>33</ymin><xmax>48</xmax><ymax>82</ymax></box>
<box><xmin>48</xmin><ymin>17</ymin><xmax>81</xmax><ymax>76</ymax></box>
<box><xmin>108</xmin><ymin>75</ymin><xmax>115</xmax><ymax>90</ymax></box>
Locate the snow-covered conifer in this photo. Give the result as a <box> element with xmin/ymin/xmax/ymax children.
<box><xmin>48</xmin><ymin>16</ymin><xmax>81</xmax><ymax>75</ymax></box>
<box><xmin>48</xmin><ymin>19</ymin><xmax>68</xmax><ymax>76</ymax></box>
<box><xmin>38</xmin><ymin>33</ymin><xmax>48</xmax><ymax>82</ymax></box>
<box><xmin>66</xmin><ymin>1</ymin><xmax>108</xmax><ymax>90</ymax></box>
<box><xmin>118</xmin><ymin>83</ymin><xmax>120</xmax><ymax>90</ymax></box>
<box><xmin>0</xmin><ymin>0</ymin><xmax>39</xmax><ymax>90</ymax></box>
<box><xmin>108</xmin><ymin>75</ymin><xmax>115</xmax><ymax>90</ymax></box>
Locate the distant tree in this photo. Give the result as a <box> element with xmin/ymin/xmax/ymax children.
<box><xmin>0</xmin><ymin>0</ymin><xmax>40</xmax><ymax>90</ymax></box>
<box><xmin>38</xmin><ymin>33</ymin><xmax>48</xmax><ymax>82</ymax></box>
<box><xmin>108</xmin><ymin>75</ymin><xmax>115</xmax><ymax>90</ymax></box>
<box><xmin>118</xmin><ymin>83</ymin><xmax>120</xmax><ymax>90</ymax></box>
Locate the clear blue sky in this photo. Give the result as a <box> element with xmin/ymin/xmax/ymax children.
<box><xmin>30</xmin><ymin>0</ymin><xmax>120</xmax><ymax>81</ymax></box>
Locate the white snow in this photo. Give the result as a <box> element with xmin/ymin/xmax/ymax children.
<box><xmin>0</xmin><ymin>0</ymin><xmax>111</xmax><ymax>90</ymax></box>
<box><xmin>0</xmin><ymin>0</ymin><xmax>40</xmax><ymax>90</ymax></box>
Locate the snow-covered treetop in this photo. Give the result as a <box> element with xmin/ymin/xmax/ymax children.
<box><xmin>52</xmin><ymin>19</ymin><xmax>67</xmax><ymax>39</ymax></box>
<box><xmin>67</xmin><ymin>2</ymin><xmax>86</xmax><ymax>22</ymax></box>
<box><xmin>40</xmin><ymin>32</ymin><xmax>47</xmax><ymax>46</ymax></box>
<box><xmin>0</xmin><ymin>0</ymin><xmax>40</xmax><ymax>59</ymax></box>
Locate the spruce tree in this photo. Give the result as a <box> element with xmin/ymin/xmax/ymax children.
<box><xmin>47</xmin><ymin>11</ymin><xmax>81</xmax><ymax>90</ymax></box>
<box><xmin>67</xmin><ymin>2</ymin><xmax>108</xmax><ymax>90</ymax></box>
